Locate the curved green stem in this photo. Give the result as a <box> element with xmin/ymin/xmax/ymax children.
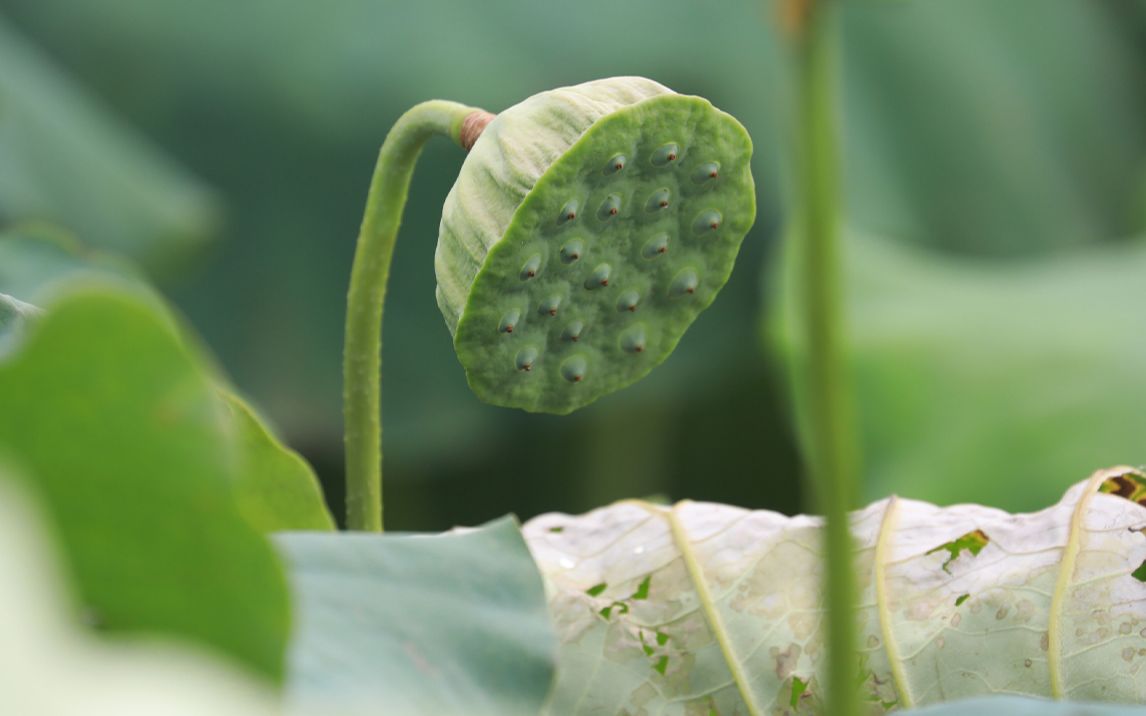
<box><xmin>789</xmin><ymin>3</ymin><xmax>861</xmax><ymax>715</ymax></box>
<box><xmin>344</xmin><ymin>100</ymin><xmax>481</xmax><ymax>532</ymax></box>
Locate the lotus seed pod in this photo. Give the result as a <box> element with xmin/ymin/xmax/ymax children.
<box><xmin>435</xmin><ymin>77</ymin><xmax>755</xmax><ymax>414</ymax></box>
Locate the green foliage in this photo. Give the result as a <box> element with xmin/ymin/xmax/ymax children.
<box><xmin>842</xmin><ymin>233</ymin><xmax>1146</xmax><ymax>510</ymax></box>
<box><xmin>0</xmin><ymin>287</ymin><xmax>291</xmax><ymax>680</ymax></box>
<box><xmin>0</xmin><ymin>226</ymin><xmax>335</xmax><ymax>535</ymax></box>
<box><xmin>446</xmin><ymin>79</ymin><xmax>756</xmax><ymax>413</ymax></box>
<box><xmin>0</xmin><ymin>475</ymin><xmax>279</xmax><ymax>714</ymax></box>
<box><xmin>0</xmin><ymin>17</ymin><xmax>219</xmax><ymax>271</ymax></box>
<box><xmin>223</xmin><ymin>391</ymin><xmax>335</xmax><ymax>533</ymax></box>
<box><xmin>276</xmin><ymin>517</ymin><xmax>557</xmax><ymax>715</ymax></box>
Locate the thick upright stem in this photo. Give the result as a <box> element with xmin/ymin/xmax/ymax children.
<box><xmin>343</xmin><ymin>100</ymin><xmax>482</xmax><ymax>532</ymax></box>
<box><xmin>790</xmin><ymin>3</ymin><xmax>861</xmax><ymax>715</ymax></box>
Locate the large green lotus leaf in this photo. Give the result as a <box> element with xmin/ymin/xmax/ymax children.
<box><xmin>276</xmin><ymin>516</ymin><xmax>557</xmax><ymax>716</ymax></box>
<box><xmin>904</xmin><ymin>697</ymin><xmax>1146</xmax><ymax>715</ymax></box>
<box><xmin>0</xmin><ymin>473</ymin><xmax>281</xmax><ymax>715</ymax></box>
<box><xmin>841</xmin><ymin>234</ymin><xmax>1146</xmax><ymax>510</ymax></box>
<box><xmin>523</xmin><ymin>467</ymin><xmax>1146</xmax><ymax>714</ymax></box>
<box><xmin>223</xmin><ymin>390</ymin><xmax>335</xmax><ymax>533</ymax></box>
<box><xmin>0</xmin><ymin>17</ymin><xmax>219</xmax><ymax>271</ymax></box>
<box><xmin>0</xmin><ymin>287</ymin><xmax>290</xmax><ymax>680</ymax></box>
<box><xmin>0</xmin><ymin>226</ymin><xmax>334</xmax><ymax>534</ymax></box>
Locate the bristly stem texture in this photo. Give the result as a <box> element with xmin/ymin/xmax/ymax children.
<box><xmin>789</xmin><ymin>2</ymin><xmax>861</xmax><ymax>715</ymax></box>
<box><xmin>344</xmin><ymin>100</ymin><xmax>481</xmax><ymax>532</ymax></box>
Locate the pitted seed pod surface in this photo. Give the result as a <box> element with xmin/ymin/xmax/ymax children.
<box><xmin>436</xmin><ymin>77</ymin><xmax>755</xmax><ymax>414</ymax></box>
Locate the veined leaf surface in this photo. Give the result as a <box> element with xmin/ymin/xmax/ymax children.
<box><xmin>524</xmin><ymin>467</ymin><xmax>1146</xmax><ymax>714</ymax></box>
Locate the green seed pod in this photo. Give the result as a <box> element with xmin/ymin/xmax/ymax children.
<box><xmin>435</xmin><ymin>77</ymin><xmax>755</xmax><ymax>414</ymax></box>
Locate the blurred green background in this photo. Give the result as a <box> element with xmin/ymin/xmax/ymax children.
<box><xmin>1</xmin><ymin>0</ymin><xmax>1143</xmax><ymax>529</ymax></box>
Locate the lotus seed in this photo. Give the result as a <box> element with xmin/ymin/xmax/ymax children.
<box><xmin>605</xmin><ymin>154</ymin><xmax>626</xmax><ymax>174</ymax></box>
<box><xmin>560</xmin><ymin>200</ymin><xmax>578</xmax><ymax>223</ymax></box>
<box><xmin>560</xmin><ymin>240</ymin><xmax>584</xmax><ymax>264</ymax></box>
<box><xmin>641</xmin><ymin>234</ymin><xmax>669</xmax><ymax>259</ymax></box>
<box><xmin>520</xmin><ymin>254</ymin><xmax>541</xmax><ymax>280</ymax></box>
<box><xmin>621</xmin><ymin>325</ymin><xmax>647</xmax><ymax>353</ymax></box>
<box><xmin>539</xmin><ymin>295</ymin><xmax>562</xmax><ymax>317</ymax></box>
<box><xmin>692</xmin><ymin>210</ymin><xmax>723</xmax><ymax>234</ymax></box>
<box><xmin>617</xmin><ymin>290</ymin><xmax>640</xmax><ymax>312</ymax></box>
<box><xmin>645</xmin><ymin>188</ymin><xmax>671</xmax><ymax>212</ymax></box>
<box><xmin>562</xmin><ymin>320</ymin><xmax>584</xmax><ymax>342</ymax></box>
<box><xmin>585</xmin><ymin>263</ymin><xmax>611</xmax><ymax>289</ymax></box>
<box><xmin>598</xmin><ymin>195</ymin><xmax>621</xmax><ymax>220</ymax></box>
<box><xmin>561</xmin><ymin>355</ymin><xmax>587</xmax><ymax>383</ymax></box>
<box><xmin>692</xmin><ymin>162</ymin><xmax>720</xmax><ymax>183</ymax></box>
<box><xmin>515</xmin><ymin>347</ymin><xmax>538</xmax><ymax>372</ymax></box>
<box><xmin>651</xmin><ymin>143</ymin><xmax>680</xmax><ymax>167</ymax></box>
<box><xmin>498</xmin><ymin>308</ymin><xmax>520</xmax><ymax>333</ymax></box>
<box><xmin>670</xmin><ymin>269</ymin><xmax>698</xmax><ymax>297</ymax></box>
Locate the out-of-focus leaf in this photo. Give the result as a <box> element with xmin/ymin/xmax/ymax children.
<box><xmin>0</xmin><ymin>287</ymin><xmax>290</xmax><ymax>681</ymax></box>
<box><xmin>276</xmin><ymin>516</ymin><xmax>557</xmax><ymax>715</ymax></box>
<box><xmin>0</xmin><ymin>16</ymin><xmax>219</xmax><ymax>271</ymax></box>
<box><xmin>841</xmin><ymin>233</ymin><xmax>1146</xmax><ymax>510</ymax></box>
<box><xmin>904</xmin><ymin>697</ymin><xmax>1146</xmax><ymax>715</ymax></box>
<box><xmin>0</xmin><ymin>224</ymin><xmax>141</xmax><ymax>298</ymax></box>
<box><xmin>0</xmin><ymin>225</ymin><xmax>334</xmax><ymax>534</ymax></box>
<box><xmin>0</xmin><ymin>473</ymin><xmax>281</xmax><ymax>715</ymax></box>
<box><xmin>842</xmin><ymin>0</ymin><xmax>1146</xmax><ymax>254</ymax></box>
<box><xmin>0</xmin><ymin>291</ymin><xmax>39</xmax><ymax>350</ymax></box>
<box><xmin>524</xmin><ymin>467</ymin><xmax>1146</xmax><ymax>713</ymax></box>
<box><xmin>224</xmin><ymin>390</ymin><xmax>335</xmax><ymax>533</ymax></box>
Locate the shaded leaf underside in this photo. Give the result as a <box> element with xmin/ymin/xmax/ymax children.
<box><xmin>524</xmin><ymin>467</ymin><xmax>1146</xmax><ymax>714</ymax></box>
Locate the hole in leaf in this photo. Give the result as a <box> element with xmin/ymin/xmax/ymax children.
<box><xmin>630</xmin><ymin>575</ymin><xmax>651</xmax><ymax>600</ymax></box>
<box><xmin>927</xmin><ymin>529</ymin><xmax>990</xmax><ymax>574</ymax></box>
<box><xmin>547</xmin><ymin>526</ymin><xmax>564</xmax><ymax>533</ymax></box>
<box><xmin>789</xmin><ymin>676</ymin><xmax>809</xmax><ymax>709</ymax></box>
<box><xmin>1132</xmin><ymin>559</ymin><xmax>1146</xmax><ymax>583</ymax></box>
<box><xmin>1100</xmin><ymin>471</ymin><xmax>1146</xmax><ymax>507</ymax></box>
<box><xmin>653</xmin><ymin>655</ymin><xmax>669</xmax><ymax>675</ymax></box>
<box><xmin>585</xmin><ymin>582</ymin><xmax>607</xmax><ymax>597</ymax></box>
<box><xmin>955</xmin><ymin>593</ymin><xmax>970</xmax><ymax>606</ymax></box>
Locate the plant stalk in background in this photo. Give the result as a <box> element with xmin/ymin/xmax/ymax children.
<box><xmin>343</xmin><ymin>100</ymin><xmax>487</xmax><ymax>532</ymax></box>
<box><xmin>786</xmin><ymin>1</ymin><xmax>861</xmax><ymax>714</ymax></box>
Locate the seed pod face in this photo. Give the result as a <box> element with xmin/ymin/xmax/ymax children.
<box><xmin>436</xmin><ymin>77</ymin><xmax>755</xmax><ymax>414</ymax></box>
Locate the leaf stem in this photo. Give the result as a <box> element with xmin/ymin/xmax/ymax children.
<box><xmin>789</xmin><ymin>2</ymin><xmax>861</xmax><ymax>714</ymax></box>
<box><xmin>343</xmin><ymin>100</ymin><xmax>483</xmax><ymax>532</ymax></box>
